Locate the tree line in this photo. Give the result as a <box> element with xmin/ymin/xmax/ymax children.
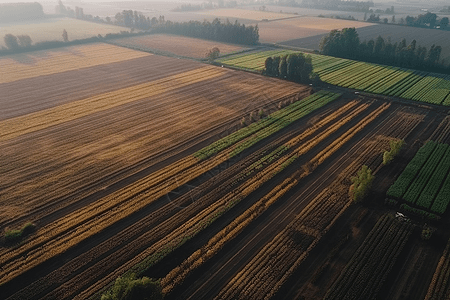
<box><xmin>264</xmin><ymin>53</ymin><xmax>317</xmax><ymax>83</ymax></box>
<box><xmin>153</xmin><ymin>19</ymin><xmax>259</xmax><ymax>45</ymax></box>
<box><xmin>55</xmin><ymin>0</ymin><xmax>259</xmax><ymax>45</ymax></box>
<box><xmin>363</xmin><ymin>11</ymin><xmax>449</xmax><ymax>30</ymax></box>
<box><xmin>319</xmin><ymin>27</ymin><xmax>449</xmax><ymax>74</ymax></box>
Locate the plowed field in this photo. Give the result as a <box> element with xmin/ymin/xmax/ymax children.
<box><xmin>109</xmin><ymin>34</ymin><xmax>245</xmax><ymax>59</ymax></box>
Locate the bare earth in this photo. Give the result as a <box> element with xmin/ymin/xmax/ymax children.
<box><xmin>110</xmin><ymin>34</ymin><xmax>245</xmax><ymax>59</ymax></box>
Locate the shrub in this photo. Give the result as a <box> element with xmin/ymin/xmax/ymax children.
<box><xmin>385</xmin><ymin>198</ymin><xmax>398</xmax><ymax>207</ymax></box>
<box><xmin>258</xmin><ymin>108</ymin><xmax>265</xmax><ymax>118</ymax></box>
<box><xmin>350</xmin><ymin>165</ymin><xmax>374</xmax><ymax>202</ymax></box>
<box><xmin>206</xmin><ymin>47</ymin><xmax>220</xmax><ymax>62</ymax></box>
<box><xmin>101</xmin><ymin>274</ymin><xmax>163</xmax><ymax>300</ymax></box>
<box><xmin>383</xmin><ymin>139</ymin><xmax>405</xmax><ymax>165</ymax></box>
<box><xmin>4</xmin><ymin>222</ymin><xmax>36</xmax><ymax>244</ymax></box>
<box><xmin>421</xmin><ymin>224</ymin><xmax>434</xmax><ymax>240</ymax></box>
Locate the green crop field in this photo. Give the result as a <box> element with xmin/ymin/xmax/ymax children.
<box><xmin>218</xmin><ymin>49</ymin><xmax>450</xmax><ymax>106</ymax></box>
<box><xmin>387</xmin><ymin>141</ymin><xmax>450</xmax><ymax>215</ymax></box>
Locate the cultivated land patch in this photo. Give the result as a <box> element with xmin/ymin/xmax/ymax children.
<box><xmin>276</xmin><ymin>17</ymin><xmax>374</xmax><ymax>31</ymax></box>
<box><xmin>0</xmin><ymin>18</ymin><xmax>125</xmax><ymax>48</ymax></box>
<box><xmin>0</xmin><ymin>54</ymin><xmax>201</xmax><ymax>120</ymax></box>
<box><xmin>109</xmin><ymin>34</ymin><xmax>245</xmax><ymax>59</ymax></box>
<box><xmin>3</xmin><ymin>30</ymin><xmax>450</xmax><ymax>300</ymax></box>
<box><xmin>4</xmin><ymin>79</ymin><xmax>447</xmax><ymax>300</ymax></box>
<box><xmin>0</xmin><ymin>43</ymin><xmax>150</xmax><ymax>84</ymax></box>
<box><xmin>280</xmin><ymin>24</ymin><xmax>450</xmax><ymax>60</ymax></box>
<box><xmin>0</xmin><ymin>53</ymin><xmax>306</xmax><ymax>226</ymax></box>
<box><xmin>219</xmin><ymin>49</ymin><xmax>450</xmax><ymax>106</ymax></box>
<box><xmin>256</xmin><ymin>17</ymin><xmax>375</xmax><ymax>44</ymax></box>
<box><xmin>194</xmin><ymin>8</ymin><xmax>293</xmax><ymax>21</ymax></box>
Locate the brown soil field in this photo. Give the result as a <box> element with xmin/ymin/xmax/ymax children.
<box><xmin>0</xmin><ymin>54</ymin><xmax>306</xmax><ymax>228</ymax></box>
<box><xmin>0</xmin><ymin>55</ymin><xmax>200</xmax><ymax>120</ymax></box>
<box><xmin>0</xmin><ymin>43</ymin><xmax>151</xmax><ymax>84</ymax></box>
<box><xmin>109</xmin><ymin>34</ymin><xmax>245</xmax><ymax>59</ymax></box>
<box><xmin>258</xmin><ymin>17</ymin><xmax>376</xmax><ymax>44</ymax></box>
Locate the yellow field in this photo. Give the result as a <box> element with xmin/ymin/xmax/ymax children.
<box><xmin>0</xmin><ymin>43</ymin><xmax>150</xmax><ymax>84</ymax></box>
<box><xmin>195</xmin><ymin>8</ymin><xmax>292</xmax><ymax>21</ymax></box>
<box><xmin>0</xmin><ymin>65</ymin><xmax>226</xmax><ymax>141</ymax></box>
<box><xmin>0</xmin><ymin>17</ymin><xmax>125</xmax><ymax>47</ymax></box>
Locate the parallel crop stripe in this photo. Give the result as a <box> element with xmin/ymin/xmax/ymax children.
<box><xmin>0</xmin><ymin>43</ymin><xmax>151</xmax><ymax>84</ymax></box>
<box><xmin>0</xmin><ymin>66</ymin><xmax>225</xmax><ymax>142</ymax></box>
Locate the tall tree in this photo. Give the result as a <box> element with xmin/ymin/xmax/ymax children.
<box><xmin>341</xmin><ymin>27</ymin><xmax>360</xmax><ymax>58</ymax></box>
<box><xmin>17</xmin><ymin>35</ymin><xmax>32</xmax><ymax>47</ymax></box>
<box><xmin>4</xmin><ymin>34</ymin><xmax>19</xmax><ymax>50</ymax></box>
<box><xmin>279</xmin><ymin>56</ymin><xmax>287</xmax><ymax>78</ymax></box>
<box><xmin>62</xmin><ymin>29</ymin><xmax>68</xmax><ymax>42</ymax></box>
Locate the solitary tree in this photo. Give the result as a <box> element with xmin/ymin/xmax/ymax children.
<box><xmin>62</xmin><ymin>29</ymin><xmax>69</xmax><ymax>42</ymax></box>
<box><xmin>206</xmin><ymin>47</ymin><xmax>220</xmax><ymax>62</ymax></box>
<box><xmin>349</xmin><ymin>165</ymin><xmax>374</xmax><ymax>202</ymax></box>
<box><xmin>17</xmin><ymin>35</ymin><xmax>32</xmax><ymax>47</ymax></box>
<box><xmin>4</xmin><ymin>34</ymin><xmax>19</xmax><ymax>50</ymax></box>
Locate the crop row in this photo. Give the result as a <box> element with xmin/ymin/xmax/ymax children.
<box><xmin>381</xmin><ymin>111</ymin><xmax>425</xmax><ymax>140</ymax></box>
<box><xmin>160</xmin><ymin>100</ymin><xmax>362</xmax><ymax>294</ymax></box>
<box><xmin>386</xmin><ymin>141</ymin><xmax>437</xmax><ymax>199</ymax></box>
<box><xmin>403</xmin><ymin>143</ymin><xmax>448</xmax><ymax>205</ymax></box>
<box><xmin>75</xmin><ymin>92</ymin><xmax>342</xmax><ymax>299</ymax></box>
<box><xmin>387</xmin><ymin>140</ymin><xmax>450</xmax><ymax>214</ymax></box>
<box><xmin>324</xmin><ymin>215</ymin><xmax>413</xmax><ymax>300</ymax></box>
<box><xmin>416</xmin><ymin>146</ymin><xmax>450</xmax><ymax>209</ymax></box>
<box><xmin>0</xmin><ymin>89</ymin><xmax>336</xmax><ymax>288</ymax></box>
<box><xmin>194</xmin><ymin>90</ymin><xmax>337</xmax><ymax>160</ymax></box>
<box><xmin>430</xmin><ymin>116</ymin><xmax>450</xmax><ymax>143</ymax></box>
<box><xmin>0</xmin><ymin>43</ymin><xmax>150</xmax><ymax>84</ymax></box>
<box><xmin>1</xmin><ymin>65</ymin><xmax>227</xmax><ymax>142</ymax></box>
<box><xmin>214</xmin><ymin>103</ymin><xmax>390</xmax><ymax>300</ymax></box>
<box><xmin>425</xmin><ymin>238</ymin><xmax>450</xmax><ymax>300</ymax></box>
<box><xmin>220</xmin><ymin>49</ymin><xmax>450</xmax><ymax>106</ymax></box>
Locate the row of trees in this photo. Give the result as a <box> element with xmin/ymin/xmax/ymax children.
<box><xmin>402</xmin><ymin>12</ymin><xmax>449</xmax><ymax>29</ymax></box>
<box><xmin>364</xmin><ymin>11</ymin><xmax>449</xmax><ymax>29</ymax></box>
<box><xmin>113</xmin><ymin>10</ymin><xmax>163</xmax><ymax>30</ymax></box>
<box><xmin>319</xmin><ymin>28</ymin><xmax>448</xmax><ymax>73</ymax></box>
<box><xmin>2</xmin><ymin>29</ymin><xmax>69</xmax><ymax>51</ymax></box>
<box><xmin>264</xmin><ymin>53</ymin><xmax>316</xmax><ymax>83</ymax></box>
<box><xmin>154</xmin><ymin>19</ymin><xmax>259</xmax><ymax>45</ymax></box>
<box><xmin>3</xmin><ymin>34</ymin><xmax>33</xmax><ymax>50</ymax></box>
